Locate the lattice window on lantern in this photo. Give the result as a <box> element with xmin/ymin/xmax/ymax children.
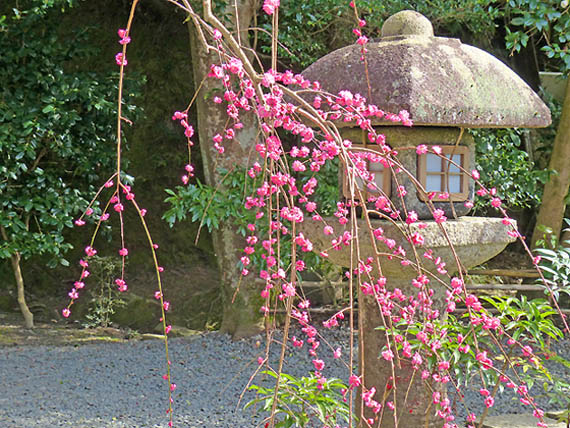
<box><xmin>417</xmin><ymin>146</ymin><xmax>469</xmax><ymax>202</ymax></box>
<box><xmin>342</xmin><ymin>145</ymin><xmax>392</xmax><ymax>200</ymax></box>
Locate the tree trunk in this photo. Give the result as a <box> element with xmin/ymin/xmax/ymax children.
<box><xmin>187</xmin><ymin>1</ymin><xmax>264</xmax><ymax>339</ymax></box>
<box><xmin>531</xmin><ymin>80</ymin><xmax>570</xmax><ymax>248</ymax></box>
<box><xmin>1</xmin><ymin>225</ymin><xmax>34</xmax><ymax>328</ymax></box>
<box><xmin>9</xmin><ymin>252</ymin><xmax>34</xmax><ymax>329</ymax></box>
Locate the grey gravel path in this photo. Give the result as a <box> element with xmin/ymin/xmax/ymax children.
<box><xmin>0</xmin><ymin>329</ymin><xmax>568</xmax><ymax>428</ymax></box>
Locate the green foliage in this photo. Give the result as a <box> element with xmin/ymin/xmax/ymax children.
<box><xmin>506</xmin><ymin>0</ymin><xmax>570</xmax><ymax>73</ymax></box>
<box><xmin>82</xmin><ymin>256</ymin><xmax>126</xmax><ymax>328</ymax></box>
<box><xmin>256</xmin><ymin>0</ymin><xmax>500</xmax><ymax>70</ymax></box>
<box><xmin>535</xmin><ymin>219</ymin><xmax>570</xmax><ymax>301</ymax></box>
<box><xmin>163</xmin><ymin>165</ymin><xmax>336</xmax><ymax>276</ymax></box>
<box><xmin>472</xmin><ymin>128</ymin><xmax>550</xmax><ymax>210</ymax></box>
<box><xmin>309</xmin><ymin>157</ymin><xmax>340</xmax><ymax>217</ymax></box>
<box><xmin>0</xmin><ymin>1</ymin><xmax>142</xmax><ymax>266</ymax></box>
<box><xmin>483</xmin><ymin>295</ymin><xmax>563</xmax><ymax>346</ymax></box>
<box><xmin>246</xmin><ymin>370</ymin><xmax>351</xmax><ymax>428</ymax></box>
<box><xmin>163</xmin><ymin>167</ymin><xmax>257</xmax><ymax>236</ymax></box>
<box><xmin>392</xmin><ymin>296</ymin><xmax>563</xmax><ymax>391</ymax></box>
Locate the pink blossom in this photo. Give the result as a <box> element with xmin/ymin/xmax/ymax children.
<box><xmin>357</xmin><ymin>35</ymin><xmax>368</xmax><ymax>46</ymax></box>
<box><xmin>465</xmin><ymin>294</ymin><xmax>482</xmax><ymax>311</ymax></box>
<box><xmin>451</xmin><ymin>277</ymin><xmax>463</xmax><ymax>290</ymax></box>
<box><xmin>119</xmin><ymin>248</ymin><xmax>129</xmax><ymax>257</ymax></box>
<box><xmin>74</xmin><ymin>219</ymin><xmax>85</xmax><ymax>226</ymax></box>
<box><xmin>491</xmin><ymin>197</ymin><xmax>502</xmax><ymax>208</ymax></box>
<box><xmin>382</xmin><ymin>349</ymin><xmax>394</xmax><ymax>361</ymax></box>
<box><xmin>115</xmin><ymin>52</ymin><xmax>127</xmax><ymax>66</ymax></box>
<box><xmin>410</xmin><ymin>231</ymin><xmax>424</xmax><ymax>245</ymax></box>
<box><xmin>433</xmin><ymin>209</ymin><xmax>447</xmax><ymax>223</ymax></box>
<box><xmin>172</xmin><ymin>111</ymin><xmax>186</xmax><ymax>120</ymax></box>
<box><xmin>476</xmin><ymin>351</ymin><xmax>493</xmax><ymax>370</ymax></box>
<box><xmin>115</xmin><ymin>279</ymin><xmax>128</xmax><ymax>292</ymax></box>
<box><xmin>406</xmin><ymin>211</ymin><xmax>418</xmax><ymax>224</ymax></box>
<box><xmin>312</xmin><ymin>359</ymin><xmax>325</xmax><ymax>371</ymax></box>
<box><xmin>349</xmin><ymin>374</ymin><xmax>361</xmax><ymax>388</ymax></box>
<box><xmin>438</xmin><ymin>360</ymin><xmax>450</xmax><ymax>371</ymax></box>
<box><xmin>262</xmin><ymin>1</ymin><xmax>279</xmax><ymax>16</ymax></box>
<box><xmin>416</xmin><ymin>144</ymin><xmax>428</xmax><ymax>155</ymax></box>
<box><xmin>62</xmin><ymin>308</ymin><xmax>71</xmax><ymax>318</ymax></box>
<box><xmin>154</xmin><ymin>291</ymin><xmax>162</xmax><ymax>300</ymax></box>
<box><xmin>114</xmin><ymin>203</ymin><xmax>124</xmax><ymax>212</ymax></box>
<box><xmin>163</xmin><ymin>301</ymin><xmax>171</xmax><ymax>311</ymax></box>
<box><xmin>399</xmin><ymin>110</ymin><xmax>412</xmax><ymax>126</ymax></box>
<box><xmin>85</xmin><ymin>246</ymin><xmax>97</xmax><ymax>257</ymax></box>
<box><xmin>412</xmin><ymin>352</ymin><xmax>422</xmax><ymax>367</ymax></box>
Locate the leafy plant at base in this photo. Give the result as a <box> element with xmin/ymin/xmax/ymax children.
<box><xmin>389</xmin><ymin>295</ymin><xmax>566</xmax><ymax>424</ymax></box>
<box><xmin>246</xmin><ymin>370</ymin><xmax>352</xmax><ymax>428</ymax></box>
<box><xmin>82</xmin><ymin>256</ymin><xmax>126</xmax><ymax>328</ymax></box>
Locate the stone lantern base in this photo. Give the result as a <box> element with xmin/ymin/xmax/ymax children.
<box><xmin>300</xmin><ymin>217</ymin><xmax>516</xmax><ymax>427</ymax></box>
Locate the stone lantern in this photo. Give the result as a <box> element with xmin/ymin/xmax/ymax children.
<box><xmin>299</xmin><ymin>10</ymin><xmax>551</xmax><ymax>428</ymax></box>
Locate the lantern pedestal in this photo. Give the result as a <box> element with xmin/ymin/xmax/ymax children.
<box><xmin>300</xmin><ymin>217</ymin><xmax>516</xmax><ymax>427</ymax></box>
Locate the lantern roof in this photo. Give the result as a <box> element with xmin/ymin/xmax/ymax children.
<box><xmin>301</xmin><ymin>10</ymin><xmax>551</xmax><ymax>128</ymax></box>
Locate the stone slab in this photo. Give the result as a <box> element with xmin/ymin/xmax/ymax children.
<box><xmin>477</xmin><ymin>414</ymin><xmax>566</xmax><ymax>428</ymax></box>
<box><xmin>300</xmin><ymin>216</ymin><xmax>516</xmax><ymax>279</ymax></box>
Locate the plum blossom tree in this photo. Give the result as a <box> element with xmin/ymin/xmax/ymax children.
<box><xmin>0</xmin><ymin>0</ymin><xmax>138</xmax><ymax>328</ymax></box>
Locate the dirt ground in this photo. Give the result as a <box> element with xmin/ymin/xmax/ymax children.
<box><xmin>0</xmin><ymin>311</ymin><xmax>136</xmax><ymax>347</ymax></box>
<box><xmin>0</xmin><ymin>247</ymin><xmax>537</xmax><ymax>347</ymax></box>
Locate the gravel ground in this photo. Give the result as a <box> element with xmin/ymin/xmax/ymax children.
<box><xmin>0</xmin><ymin>328</ymin><xmax>568</xmax><ymax>428</ymax></box>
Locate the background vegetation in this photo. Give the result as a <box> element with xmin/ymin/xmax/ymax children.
<box><xmin>0</xmin><ymin>0</ymin><xmax>568</xmax><ymax>332</ymax></box>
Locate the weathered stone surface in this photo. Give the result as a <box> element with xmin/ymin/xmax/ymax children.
<box><xmin>300</xmin><ymin>217</ymin><xmax>516</xmax><ymax>280</ymax></box>
<box><xmin>358</xmin><ymin>278</ymin><xmax>444</xmax><ymax>428</ymax></box>
<box><xmin>381</xmin><ymin>10</ymin><xmax>434</xmax><ymax>37</ymax></box>
<box><xmin>302</xmin><ymin>11</ymin><xmax>551</xmax><ymax>128</ymax></box>
<box><xmin>477</xmin><ymin>414</ymin><xmax>566</xmax><ymax>428</ymax></box>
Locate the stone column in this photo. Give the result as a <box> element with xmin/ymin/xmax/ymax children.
<box><xmin>300</xmin><ymin>217</ymin><xmax>515</xmax><ymax>427</ymax></box>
